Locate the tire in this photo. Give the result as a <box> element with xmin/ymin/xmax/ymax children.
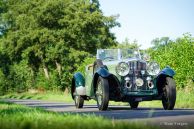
<box><xmin>96</xmin><ymin>76</ymin><xmax>109</xmax><ymax>111</ymax></box>
<box><xmin>74</xmin><ymin>95</ymin><xmax>84</xmax><ymax>108</ymax></box>
<box><xmin>129</xmin><ymin>101</ymin><xmax>139</xmax><ymax>109</ymax></box>
<box><xmin>72</xmin><ymin>79</ymin><xmax>84</xmax><ymax>108</ymax></box>
<box><xmin>162</xmin><ymin>77</ymin><xmax>176</xmax><ymax>110</ymax></box>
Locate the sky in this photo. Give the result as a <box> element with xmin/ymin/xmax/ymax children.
<box><xmin>98</xmin><ymin>0</ymin><xmax>194</xmax><ymax>49</ymax></box>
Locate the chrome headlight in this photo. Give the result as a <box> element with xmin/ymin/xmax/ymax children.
<box><xmin>147</xmin><ymin>62</ymin><xmax>160</xmax><ymax>75</ymax></box>
<box><xmin>116</xmin><ymin>62</ymin><xmax>130</xmax><ymax>76</ymax></box>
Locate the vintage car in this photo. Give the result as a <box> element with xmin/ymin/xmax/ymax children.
<box><xmin>71</xmin><ymin>49</ymin><xmax>176</xmax><ymax>111</ymax></box>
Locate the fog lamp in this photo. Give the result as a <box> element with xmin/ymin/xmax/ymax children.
<box><xmin>135</xmin><ymin>78</ymin><xmax>144</xmax><ymax>87</ymax></box>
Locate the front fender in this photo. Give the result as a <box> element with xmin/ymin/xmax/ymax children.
<box><xmin>71</xmin><ymin>72</ymin><xmax>86</xmax><ymax>99</ymax></box>
<box><xmin>92</xmin><ymin>67</ymin><xmax>112</xmax><ymax>96</ymax></box>
<box><xmin>158</xmin><ymin>66</ymin><xmax>175</xmax><ymax>78</ymax></box>
<box><xmin>155</xmin><ymin>66</ymin><xmax>175</xmax><ymax>95</ymax></box>
<box><xmin>95</xmin><ymin>67</ymin><xmax>111</xmax><ymax>78</ymax></box>
<box><xmin>73</xmin><ymin>72</ymin><xmax>85</xmax><ymax>87</ymax></box>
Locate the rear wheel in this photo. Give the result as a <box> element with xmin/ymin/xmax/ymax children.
<box><xmin>129</xmin><ymin>101</ymin><xmax>139</xmax><ymax>109</ymax></box>
<box><xmin>162</xmin><ymin>77</ymin><xmax>176</xmax><ymax>110</ymax></box>
<box><xmin>74</xmin><ymin>95</ymin><xmax>84</xmax><ymax>108</ymax></box>
<box><xmin>96</xmin><ymin>76</ymin><xmax>109</xmax><ymax>111</ymax></box>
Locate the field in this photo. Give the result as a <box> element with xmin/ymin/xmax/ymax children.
<box><xmin>1</xmin><ymin>89</ymin><xmax>194</xmax><ymax>109</ymax></box>
<box><xmin>0</xmin><ymin>101</ymin><xmax>157</xmax><ymax>129</ymax></box>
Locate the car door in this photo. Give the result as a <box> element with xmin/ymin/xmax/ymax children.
<box><xmin>85</xmin><ymin>64</ymin><xmax>94</xmax><ymax>96</ymax></box>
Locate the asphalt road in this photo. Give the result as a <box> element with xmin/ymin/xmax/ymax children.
<box><xmin>2</xmin><ymin>99</ymin><xmax>194</xmax><ymax>129</ymax></box>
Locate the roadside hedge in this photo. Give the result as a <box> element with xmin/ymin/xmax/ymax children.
<box><xmin>149</xmin><ymin>33</ymin><xmax>194</xmax><ymax>88</ymax></box>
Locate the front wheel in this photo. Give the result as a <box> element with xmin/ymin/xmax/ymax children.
<box><xmin>162</xmin><ymin>77</ymin><xmax>176</xmax><ymax>110</ymax></box>
<box><xmin>96</xmin><ymin>76</ymin><xmax>109</xmax><ymax>111</ymax></box>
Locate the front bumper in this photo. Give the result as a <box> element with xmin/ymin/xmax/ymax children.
<box><xmin>126</xmin><ymin>89</ymin><xmax>158</xmax><ymax>96</ymax></box>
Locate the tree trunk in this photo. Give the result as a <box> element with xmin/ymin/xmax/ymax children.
<box><xmin>64</xmin><ymin>87</ymin><xmax>69</xmax><ymax>94</ymax></box>
<box><xmin>55</xmin><ymin>61</ymin><xmax>62</xmax><ymax>76</ymax></box>
<box><xmin>28</xmin><ymin>68</ymin><xmax>35</xmax><ymax>91</ymax></box>
<box><xmin>43</xmin><ymin>66</ymin><xmax>49</xmax><ymax>79</ymax></box>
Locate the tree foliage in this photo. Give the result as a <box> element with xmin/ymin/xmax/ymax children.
<box><xmin>151</xmin><ymin>37</ymin><xmax>171</xmax><ymax>50</ymax></box>
<box><xmin>149</xmin><ymin>33</ymin><xmax>194</xmax><ymax>88</ymax></box>
<box><xmin>0</xmin><ymin>0</ymin><xmax>119</xmax><ymax>93</ymax></box>
<box><xmin>112</xmin><ymin>38</ymin><xmax>140</xmax><ymax>49</ymax></box>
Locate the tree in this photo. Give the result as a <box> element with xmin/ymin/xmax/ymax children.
<box><xmin>113</xmin><ymin>38</ymin><xmax>141</xmax><ymax>49</ymax></box>
<box><xmin>151</xmin><ymin>37</ymin><xmax>170</xmax><ymax>50</ymax></box>
<box><xmin>0</xmin><ymin>0</ymin><xmax>7</xmax><ymax>36</ymax></box>
<box><xmin>0</xmin><ymin>0</ymin><xmax>119</xmax><ymax>92</ymax></box>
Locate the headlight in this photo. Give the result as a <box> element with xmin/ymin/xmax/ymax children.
<box><xmin>116</xmin><ymin>62</ymin><xmax>130</xmax><ymax>76</ymax></box>
<box><xmin>147</xmin><ymin>62</ymin><xmax>160</xmax><ymax>75</ymax></box>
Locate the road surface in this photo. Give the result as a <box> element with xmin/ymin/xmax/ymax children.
<box><xmin>2</xmin><ymin>99</ymin><xmax>194</xmax><ymax>129</ymax></box>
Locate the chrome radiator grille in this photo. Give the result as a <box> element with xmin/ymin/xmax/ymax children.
<box><xmin>128</xmin><ymin>61</ymin><xmax>146</xmax><ymax>71</ymax></box>
<box><xmin>127</xmin><ymin>61</ymin><xmax>152</xmax><ymax>91</ymax></box>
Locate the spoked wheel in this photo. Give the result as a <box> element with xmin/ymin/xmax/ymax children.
<box><xmin>162</xmin><ymin>77</ymin><xmax>176</xmax><ymax>110</ymax></box>
<box><xmin>129</xmin><ymin>101</ymin><xmax>139</xmax><ymax>109</ymax></box>
<box><xmin>74</xmin><ymin>95</ymin><xmax>84</xmax><ymax>108</ymax></box>
<box><xmin>96</xmin><ymin>76</ymin><xmax>109</xmax><ymax>111</ymax></box>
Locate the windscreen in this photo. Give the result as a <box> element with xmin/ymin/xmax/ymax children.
<box><xmin>96</xmin><ymin>49</ymin><xmax>141</xmax><ymax>61</ymax></box>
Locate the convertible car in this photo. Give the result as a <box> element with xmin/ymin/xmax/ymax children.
<box><xmin>71</xmin><ymin>49</ymin><xmax>176</xmax><ymax>110</ymax></box>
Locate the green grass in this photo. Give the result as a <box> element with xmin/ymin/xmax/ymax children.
<box><xmin>0</xmin><ymin>91</ymin><xmax>72</xmax><ymax>102</ymax></box>
<box><xmin>1</xmin><ymin>89</ymin><xmax>194</xmax><ymax>108</ymax></box>
<box><xmin>0</xmin><ymin>101</ymin><xmax>157</xmax><ymax>129</ymax></box>
<box><xmin>139</xmin><ymin>89</ymin><xmax>194</xmax><ymax>109</ymax></box>
<box><xmin>175</xmin><ymin>89</ymin><xmax>194</xmax><ymax>108</ymax></box>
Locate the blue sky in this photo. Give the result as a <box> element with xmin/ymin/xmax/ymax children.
<box><xmin>98</xmin><ymin>0</ymin><xmax>194</xmax><ymax>49</ymax></box>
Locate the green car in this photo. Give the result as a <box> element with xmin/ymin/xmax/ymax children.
<box><xmin>71</xmin><ymin>49</ymin><xmax>176</xmax><ymax>111</ymax></box>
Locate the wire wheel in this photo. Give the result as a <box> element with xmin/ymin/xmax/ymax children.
<box><xmin>74</xmin><ymin>95</ymin><xmax>84</xmax><ymax>108</ymax></box>
<box><xmin>96</xmin><ymin>76</ymin><xmax>109</xmax><ymax>111</ymax></box>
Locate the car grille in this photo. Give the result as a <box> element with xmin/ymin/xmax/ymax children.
<box><xmin>127</xmin><ymin>61</ymin><xmax>153</xmax><ymax>91</ymax></box>
<box><xmin>128</xmin><ymin>61</ymin><xmax>146</xmax><ymax>71</ymax></box>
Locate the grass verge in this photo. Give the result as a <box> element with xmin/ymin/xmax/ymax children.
<box><xmin>0</xmin><ymin>101</ymin><xmax>157</xmax><ymax>129</ymax></box>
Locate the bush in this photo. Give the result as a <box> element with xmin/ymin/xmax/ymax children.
<box><xmin>149</xmin><ymin>34</ymin><xmax>194</xmax><ymax>88</ymax></box>
<box><xmin>0</xmin><ymin>70</ymin><xmax>8</xmax><ymax>95</ymax></box>
<box><xmin>9</xmin><ymin>60</ymin><xmax>34</xmax><ymax>92</ymax></box>
<box><xmin>34</xmin><ymin>69</ymin><xmax>61</xmax><ymax>91</ymax></box>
